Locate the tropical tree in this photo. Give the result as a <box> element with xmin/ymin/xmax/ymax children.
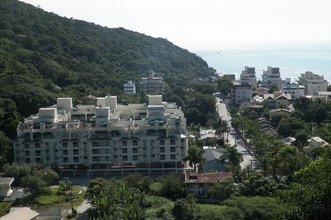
<box><xmin>208</xmin><ymin>178</ymin><xmax>237</xmax><ymax>201</ymax></box>
<box><xmin>212</xmin><ymin>118</ymin><xmax>230</xmax><ymax>142</ymax></box>
<box><xmin>183</xmin><ymin>145</ymin><xmax>206</xmax><ymax>171</ymax></box>
<box><xmin>219</xmin><ymin>146</ymin><xmax>243</xmax><ymax>181</ymax></box>
<box><xmin>156</xmin><ymin>173</ymin><xmax>186</xmax><ymax>201</ymax></box>
<box><xmin>271</xmin><ymin>145</ymin><xmax>311</xmax><ymax>182</ymax></box>
<box><xmin>173</xmin><ymin>194</ymin><xmax>199</xmax><ymax>220</ymax></box>
<box><xmin>21</xmin><ymin>175</ymin><xmax>49</xmax><ymax>198</ymax></box>
<box><xmin>277</xmin><ymin>159</ymin><xmax>331</xmax><ymax>219</ymax></box>
<box><xmin>239</xmin><ymin>173</ymin><xmax>286</xmax><ymax>197</ymax></box>
<box><xmin>86</xmin><ymin>178</ymin><xmax>146</xmax><ymax>219</ymax></box>
<box><xmin>0</xmin><ymin>132</ymin><xmax>12</xmax><ymax>166</ymax></box>
<box><xmin>219</xmin><ymin>146</ymin><xmax>243</xmax><ymax>169</ymax></box>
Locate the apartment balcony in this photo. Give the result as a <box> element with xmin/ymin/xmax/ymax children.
<box><xmin>91</xmin><ymin>151</ymin><xmax>112</xmax><ymax>156</ymax></box>
<box><xmin>91</xmin><ymin>157</ymin><xmax>112</xmax><ymax>164</ymax></box>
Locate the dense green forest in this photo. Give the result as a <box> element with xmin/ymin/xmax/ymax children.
<box><xmin>0</xmin><ymin>0</ymin><xmax>215</xmax><ymax>140</ymax></box>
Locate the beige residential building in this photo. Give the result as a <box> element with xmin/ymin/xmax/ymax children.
<box><xmin>14</xmin><ymin>95</ymin><xmax>188</xmax><ymax>176</ymax></box>
<box><xmin>141</xmin><ymin>70</ymin><xmax>164</xmax><ymax>94</ymax></box>
<box><xmin>231</xmin><ymin>81</ymin><xmax>252</xmax><ymax>105</ymax></box>
<box><xmin>262</xmin><ymin>66</ymin><xmax>282</xmax><ymax>89</ymax></box>
<box><xmin>240</xmin><ymin>66</ymin><xmax>257</xmax><ymax>89</ymax></box>
<box><xmin>298</xmin><ymin>71</ymin><xmax>328</xmax><ymax>95</ymax></box>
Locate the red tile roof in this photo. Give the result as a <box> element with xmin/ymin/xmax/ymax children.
<box><xmin>185</xmin><ymin>172</ymin><xmax>233</xmax><ymax>183</ymax></box>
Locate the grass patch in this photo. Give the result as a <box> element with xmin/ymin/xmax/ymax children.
<box><xmin>31</xmin><ymin>186</ymin><xmax>85</xmax><ymax>211</ymax></box>
<box><xmin>0</xmin><ymin>202</ymin><xmax>13</xmax><ymax>217</ymax></box>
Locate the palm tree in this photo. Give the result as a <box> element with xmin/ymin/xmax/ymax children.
<box><xmin>219</xmin><ymin>146</ymin><xmax>243</xmax><ymax>182</ymax></box>
<box><xmin>213</xmin><ymin>118</ymin><xmax>230</xmax><ymax>141</ymax></box>
<box><xmin>183</xmin><ymin>145</ymin><xmax>206</xmax><ymax>172</ymax></box>
<box><xmin>219</xmin><ymin>146</ymin><xmax>243</xmax><ymax>169</ymax></box>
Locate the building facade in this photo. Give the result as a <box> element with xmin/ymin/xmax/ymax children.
<box><xmin>240</xmin><ymin>66</ymin><xmax>257</xmax><ymax>89</ymax></box>
<box><xmin>14</xmin><ymin>95</ymin><xmax>188</xmax><ymax>176</ymax></box>
<box><xmin>231</xmin><ymin>81</ymin><xmax>252</xmax><ymax>105</ymax></box>
<box><xmin>123</xmin><ymin>80</ymin><xmax>136</xmax><ymax>94</ymax></box>
<box><xmin>281</xmin><ymin>78</ymin><xmax>305</xmax><ymax>99</ymax></box>
<box><xmin>262</xmin><ymin>66</ymin><xmax>282</xmax><ymax>89</ymax></box>
<box><xmin>141</xmin><ymin>70</ymin><xmax>164</xmax><ymax>94</ymax></box>
<box><xmin>298</xmin><ymin>71</ymin><xmax>328</xmax><ymax>95</ymax></box>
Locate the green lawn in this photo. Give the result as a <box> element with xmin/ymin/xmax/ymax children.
<box><xmin>34</xmin><ymin>186</ymin><xmax>85</xmax><ymax>210</ymax></box>
<box><xmin>0</xmin><ymin>201</ymin><xmax>13</xmax><ymax>217</ymax></box>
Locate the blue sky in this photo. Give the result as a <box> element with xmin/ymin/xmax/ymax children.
<box><xmin>20</xmin><ymin>0</ymin><xmax>331</xmax><ymax>50</ymax></box>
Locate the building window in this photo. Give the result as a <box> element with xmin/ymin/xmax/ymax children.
<box><xmin>133</xmin><ymin>148</ymin><xmax>138</xmax><ymax>153</ymax></box>
<box><xmin>35</xmin><ymin>150</ymin><xmax>41</xmax><ymax>156</ymax></box>
<box><xmin>171</xmin><ymin>154</ymin><xmax>176</xmax><ymax>160</ymax></box>
<box><xmin>160</xmin><ymin>140</ymin><xmax>165</xmax><ymax>145</ymax></box>
<box><xmin>73</xmin><ymin>149</ymin><xmax>79</xmax><ymax>155</ymax></box>
<box><xmin>25</xmin><ymin>144</ymin><xmax>29</xmax><ymax>149</ymax></box>
<box><xmin>160</xmin><ymin>155</ymin><xmax>165</xmax><ymax>160</ymax></box>
<box><xmin>25</xmin><ymin>158</ymin><xmax>30</xmax><ymax>163</ymax></box>
<box><xmin>123</xmin><ymin>155</ymin><xmax>128</xmax><ymax>161</ymax></box>
<box><xmin>74</xmin><ymin>157</ymin><xmax>79</xmax><ymax>162</ymax></box>
<box><xmin>63</xmin><ymin>157</ymin><xmax>68</xmax><ymax>163</ymax></box>
<box><xmin>160</xmin><ymin>147</ymin><xmax>165</xmax><ymax>153</ymax></box>
<box><xmin>133</xmin><ymin>140</ymin><xmax>138</xmax><ymax>146</ymax></box>
<box><xmin>170</xmin><ymin>139</ymin><xmax>176</xmax><ymax>145</ymax></box>
<box><xmin>122</xmin><ymin>148</ymin><xmax>127</xmax><ymax>153</ymax></box>
<box><xmin>25</xmin><ymin>151</ymin><xmax>30</xmax><ymax>156</ymax></box>
<box><xmin>73</xmin><ymin>142</ymin><xmax>79</xmax><ymax>148</ymax></box>
<box><xmin>63</xmin><ymin>142</ymin><xmax>68</xmax><ymax>148</ymax></box>
<box><xmin>122</xmin><ymin>140</ymin><xmax>127</xmax><ymax>146</ymax></box>
<box><xmin>35</xmin><ymin>143</ymin><xmax>41</xmax><ymax>148</ymax></box>
<box><xmin>133</xmin><ymin>155</ymin><xmax>138</xmax><ymax>161</ymax></box>
<box><xmin>63</xmin><ymin>150</ymin><xmax>68</xmax><ymax>155</ymax></box>
<box><xmin>170</xmin><ymin>147</ymin><xmax>176</xmax><ymax>152</ymax></box>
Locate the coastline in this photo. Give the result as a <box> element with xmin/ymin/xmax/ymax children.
<box><xmin>194</xmin><ymin>44</ymin><xmax>331</xmax><ymax>82</ymax></box>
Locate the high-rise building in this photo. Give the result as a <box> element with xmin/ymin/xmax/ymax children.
<box><xmin>240</xmin><ymin>66</ymin><xmax>257</xmax><ymax>89</ymax></box>
<box><xmin>262</xmin><ymin>66</ymin><xmax>282</xmax><ymax>89</ymax></box>
<box><xmin>298</xmin><ymin>71</ymin><xmax>328</xmax><ymax>95</ymax></box>
<box><xmin>14</xmin><ymin>95</ymin><xmax>188</xmax><ymax>176</ymax></box>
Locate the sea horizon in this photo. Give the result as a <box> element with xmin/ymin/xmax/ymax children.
<box><xmin>194</xmin><ymin>43</ymin><xmax>331</xmax><ymax>83</ymax></box>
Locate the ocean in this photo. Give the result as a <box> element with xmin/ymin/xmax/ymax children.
<box><xmin>194</xmin><ymin>44</ymin><xmax>331</xmax><ymax>83</ymax></box>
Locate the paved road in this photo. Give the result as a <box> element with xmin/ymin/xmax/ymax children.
<box><xmin>216</xmin><ymin>99</ymin><xmax>256</xmax><ymax>168</ymax></box>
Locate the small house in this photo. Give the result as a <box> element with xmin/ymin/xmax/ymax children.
<box><xmin>185</xmin><ymin>172</ymin><xmax>233</xmax><ymax>198</ymax></box>
<box><xmin>0</xmin><ymin>177</ymin><xmax>14</xmax><ymax>197</ymax></box>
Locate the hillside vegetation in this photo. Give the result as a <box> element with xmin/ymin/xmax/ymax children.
<box><xmin>0</xmin><ymin>0</ymin><xmax>214</xmax><ymax>139</ymax></box>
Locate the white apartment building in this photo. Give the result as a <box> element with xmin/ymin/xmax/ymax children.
<box><xmin>262</xmin><ymin>66</ymin><xmax>282</xmax><ymax>90</ymax></box>
<box><xmin>123</xmin><ymin>80</ymin><xmax>136</xmax><ymax>94</ymax></box>
<box><xmin>141</xmin><ymin>70</ymin><xmax>164</xmax><ymax>94</ymax></box>
<box><xmin>281</xmin><ymin>78</ymin><xmax>305</xmax><ymax>99</ymax></box>
<box><xmin>240</xmin><ymin>66</ymin><xmax>257</xmax><ymax>89</ymax></box>
<box><xmin>298</xmin><ymin>71</ymin><xmax>328</xmax><ymax>95</ymax></box>
<box><xmin>14</xmin><ymin>95</ymin><xmax>188</xmax><ymax>176</ymax></box>
<box><xmin>231</xmin><ymin>81</ymin><xmax>252</xmax><ymax>105</ymax></box>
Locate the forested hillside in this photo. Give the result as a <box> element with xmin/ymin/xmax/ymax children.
<box><xmin>0</xmin><ymin>0</ymin><xmax>214</xmax><ymax>139</ymax></box>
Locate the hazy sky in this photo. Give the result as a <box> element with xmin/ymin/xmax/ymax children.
<box><xmin>20</xmin><ymin>0</ymin><xmax>331</xmax><ymax>50</ymax></box>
